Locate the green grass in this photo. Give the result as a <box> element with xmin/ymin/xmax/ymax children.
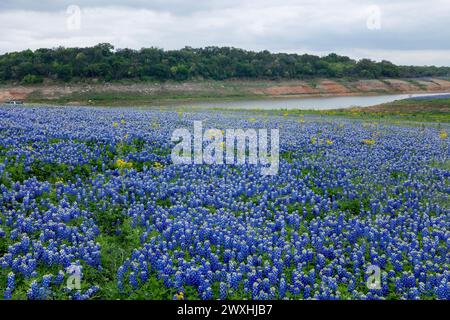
<box><xmin>430</xmin><ymin>159</ymin><xmax>450</xmax><ymax>170</ymax></box>
<box><xmin>327</xmin><ymin>98</ymin><xmax>450</xmax><ymax>122</ymax></box>
<box><xmin>26</xmin><ymin>88</ymin><xmax>262</xmax><ymax>107</ymax></box>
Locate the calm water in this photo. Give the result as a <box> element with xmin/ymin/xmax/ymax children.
<box><xmin>180</xmin><ymin>92</ymin><xmax>449</xmax><ymax>110</ymax></box>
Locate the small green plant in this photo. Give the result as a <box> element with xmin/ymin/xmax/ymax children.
<box><xmin>21</xmin><ymin>74</ymin><xmax>43</xmax><ymax>84</ymax></box>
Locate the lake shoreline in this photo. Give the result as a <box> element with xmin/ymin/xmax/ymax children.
<box><xmin>2</xmin><ymin>78</ymin><xmax>450</xmax><ymax>107</ymax></box>
<box><xmin>3</xmin><ymin>91</ymin><xmax>450</xmax><ymax>123</ymax></box>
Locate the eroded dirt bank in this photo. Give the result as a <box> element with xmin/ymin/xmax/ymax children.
<box><xmin>1</xmin><ymin>78</ymin><xmax>450</xmax><ymax>104</ymax></box>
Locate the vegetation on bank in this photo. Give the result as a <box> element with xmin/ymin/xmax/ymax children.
<box><xmin>25</xmin><ymin>88</ymin><xmax>263</xmax><ymax>106</ymax></box>
<box><xmin>1</xmin><ymin>43</ymin><xmax>450</xmax><ymax>84</ymax></box>
<box><xmin>325</xmin><ymin>97</ymin><xmax>450</xmax><ymax>123</ymax></box>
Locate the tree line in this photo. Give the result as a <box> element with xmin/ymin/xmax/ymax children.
<box><xmin>0</xmin><ymin>43</ymin><xmax>449</xmax><ymax>84</ymax></box>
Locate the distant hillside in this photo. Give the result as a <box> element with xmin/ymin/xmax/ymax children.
<box><xmin>1</xmin><ymin>43</ymin><xmax>450</xmax><ymax>84</ymax></box>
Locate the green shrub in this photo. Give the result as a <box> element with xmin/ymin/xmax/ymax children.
<box><xmin>21</xmin><ymin>74</ymin><xmax>43</xmax><ymax>84</ymax></box>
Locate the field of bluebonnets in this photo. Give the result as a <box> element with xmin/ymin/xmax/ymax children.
<box><xmin>0</xmin><ymin>105</ymin><xmax>448</xmax><ymax>300</ymax></box>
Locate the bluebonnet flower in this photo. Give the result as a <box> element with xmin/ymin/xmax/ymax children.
<box><xmin>54</xmin><ymin>271</ymin><xmax>65</xmax><ymax>286</ymax></box>
<box><xmin>219</xmin><ymin>282</ymin><xmax>227</xmax><ymax>300</ymax></box>
<box><xmin>4</xmin><ymin>288</ymin><xmax>12</xmax><ymax>300</ymax></box>
<box><xmin>42</xmin><ymin>274</ymin><xmax>53</xmax><ymax>288</ymax></box>
<box><xmin>0</xmin><ymin>106</ymin><xmax>448</xmax><ymax>300</ymax></box>
<box><xmin>129</xmin><ymin>272</ymin><xmax>139</xmax><ymax>289</ymax></box>
<box><xmin>27</xmin><ymin>280</ymin><xmax>40</xmax><ymax>300</ymax></box>
<box><xmin>7</xmin><ymin>272</ymin><xmax>15</xmax><ymax>290</ymax></box>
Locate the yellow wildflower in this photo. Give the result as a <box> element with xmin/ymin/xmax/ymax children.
<box><xmin>362</xmin><ymin>139</ymin><xmax>375</xmax><ymax>145</ymax></box>
<box><xmin>153</xmin><ymin>161</ymin><xmax>163</xmax><ymax>169</ymax></box>
<box><xmin>175</xmin><ymin>292</ymin><xmax>185</xmax><ymax>300</ymax></box>
<box><xmin>120</xmin><ymin>119</ymin><xmax>126</xmax><ymax>125</ymax></box>
<box><xmin>116</xmin><ymin>159</ymin><xmax>133</xmax><ymax>169</ymax></box>
<box><xmin>440</xmin><ymin>131</ymin><xmax>448</xmax><ymax>140</ymax></box>
<box><xmin>326</xmin><ymin>139</ymin><xmax>333</xmax><ymax>145</ymax></box>
<box><xmin>113</xmin><ymin>122</ymin><xmax>119</xmax><ymax>127</ymax></box>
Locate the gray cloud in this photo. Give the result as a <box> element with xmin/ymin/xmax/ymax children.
<box><xmin>0</xmin><ymin>0</ymin><xmax>230</xmax><ymax>15</ymax></box>
<box><xmin>0</xmin><ymin>0</ymin><xmax>449</xmax><ymax>66</ymax></box>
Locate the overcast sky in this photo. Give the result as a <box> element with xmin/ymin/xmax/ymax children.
<box><xmin>0</xmin><ymin>0</ymin><xmax>449</xmax><ymax>66</ymax></box>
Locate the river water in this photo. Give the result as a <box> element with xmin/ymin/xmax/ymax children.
<box><xmin>179</xmin><ymin>92</ymin><xmax>449</xmax><ymax>110</ymax></box>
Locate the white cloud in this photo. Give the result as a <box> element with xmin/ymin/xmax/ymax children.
<box><xmin>0</xmin><ymin>0</ymin><xmax>449</xmax><ymax>66</ymax></box>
